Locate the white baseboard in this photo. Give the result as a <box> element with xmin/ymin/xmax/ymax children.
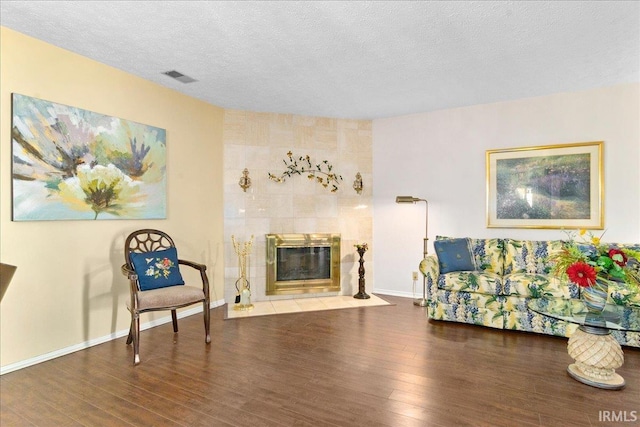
<box><xmin>0</xmin><ymin>298</ymin><xmax>226</xmax><ymax>375</ymax></box>
<box><xmin>372</xmin><ymin>288</ymin><xmax>416</xmax><ymax>299</ymax></box>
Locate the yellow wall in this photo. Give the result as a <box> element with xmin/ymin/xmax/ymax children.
<box><xmin>0</xmin><ymin>27</ymin><xmax>225</xmax><ymax>369</ymax></box>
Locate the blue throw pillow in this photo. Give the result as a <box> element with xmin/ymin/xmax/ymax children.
<box><xmin>130</xmin><ymin>247</ymin><xmax>185</xmax><ymax>291</ymax></box>
<box><xmin>434</xmin><ymin>238</ymin><xmax>476</xmax><ymax>273</ymax></box>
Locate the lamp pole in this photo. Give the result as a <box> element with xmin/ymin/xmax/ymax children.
<box><xmin>395</xmin><ymin>196</ymin><xmax>429</xmax><ymax>307</ymax></box>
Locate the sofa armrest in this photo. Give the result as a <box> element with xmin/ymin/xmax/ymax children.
<box><xmin>419</xmin><ymin>254</ymin><xmax>440</xmax><ymax>300</ymax></box>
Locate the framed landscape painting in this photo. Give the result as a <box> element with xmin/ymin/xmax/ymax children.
<box><xmin>486</xmin><ymin>141</ymin><xmax>603</xmax><ymax>229</ymax></box>
<box><xmin>11</xmin><ymin>94</ymin><xmax>167</xmax><ymax>221</ymax></box>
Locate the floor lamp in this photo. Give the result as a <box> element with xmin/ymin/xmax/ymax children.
<box><xmin>395</xmin><ymin>196</ymin><xmax>429</xmax><ymax>307</ymax></box>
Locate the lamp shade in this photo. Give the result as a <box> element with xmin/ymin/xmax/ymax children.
<box><xmin>396</xmin><ymin>196</ymin><xmax>424</xmax><ymax>203</ymax></box>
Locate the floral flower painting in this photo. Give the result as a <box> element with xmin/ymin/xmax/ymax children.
<box><xmin>11</xmin><ymin>94</ymin><xmax>166</xmax><ymax>220</ymax></box>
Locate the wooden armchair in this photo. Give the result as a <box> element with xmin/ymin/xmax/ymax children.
<box><xmin>122</xmin><ymin>229</ymin><xmax>210</xmax><ymax>364</ymax></box>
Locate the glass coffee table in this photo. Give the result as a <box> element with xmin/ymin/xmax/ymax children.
<box><xmin>528</xmin><ymin>298</ymin><xmax>640</xmax><ymax>390</ymax></box>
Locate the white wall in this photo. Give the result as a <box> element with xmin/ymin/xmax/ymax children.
<box><xmin>372</xmin><ymin>84</ymin><xmax>640</xmax><ymax>297</ymax></box>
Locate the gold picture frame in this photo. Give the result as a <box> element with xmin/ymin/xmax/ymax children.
<box><xmin>486</xmin><ymin>141</ymin><xmax>603</xmax><ymax>229</ymax></box>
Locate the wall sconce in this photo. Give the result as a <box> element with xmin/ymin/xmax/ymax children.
<box><xmin>239</xmin><ymin>168</ymin><xmax>251</xmax><ymax>192</ymax></box>
<box><xmin>396</xmin><ymin>195</ymin><xmax>429</xmax><ymax>307</ymax></box>
<box><xmin>353</xmin><ymin>172</ymin><xmax>363</xmax><ymax>194</ymax></box>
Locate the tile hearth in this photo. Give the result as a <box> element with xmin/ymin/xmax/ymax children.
<box><xmin>225</xmin><ymin>294</ymin><xmax>391</xmax><ymax>319</ymax></box>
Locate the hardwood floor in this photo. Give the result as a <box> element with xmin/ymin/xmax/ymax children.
<box><xmin>1</xmin><ymin>295</ymin><xmax>638</xmax><ymax>426</ymax></box>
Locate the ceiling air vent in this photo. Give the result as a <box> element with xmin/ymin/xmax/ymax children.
<box><xmin>162</xmin><ymin>70</ymin><xmax>197</xmax><ymax>83</ymax></box>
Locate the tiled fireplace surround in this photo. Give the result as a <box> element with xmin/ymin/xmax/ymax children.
<box><xmin>223</xmin><ymin>110</ymin><xmax>373</xmax><ymax>303</ymax></box>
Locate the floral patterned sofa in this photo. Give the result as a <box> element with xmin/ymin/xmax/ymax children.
<box><xmin>419</xmin><ymin>237</ymin><xmax>640</xmax><ymax>347</ymax></box>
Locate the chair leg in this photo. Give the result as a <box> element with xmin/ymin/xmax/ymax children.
<box><xmin>132</xmin><ymin>312</ymin><xmax>141</xmax><ymax>365</ymax></box>
<box><xmin>126</xmin><ymin>323</ymin><xmax>133</xmax><ymax>345</ymax></box>
<box><xmin>171</xmin><ymin>310</ymin><xmax>178</xmax><ymax>333</ymax></box>
<box><xmin>204</xmin><ymin>300</ymin><xmax>211</xmax><ymax>344</ymax></box>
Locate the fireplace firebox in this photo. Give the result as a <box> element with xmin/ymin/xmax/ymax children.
<box><xmin>266</xmin><ymin>233</ymin><xmax>341</xmax><ymax>295</ymax></box>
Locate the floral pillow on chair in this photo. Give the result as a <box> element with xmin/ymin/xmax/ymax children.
<box><xmin>130</xmin><ymin>247</ymin><xmax>185</xmax><ymax>291</ymax></box>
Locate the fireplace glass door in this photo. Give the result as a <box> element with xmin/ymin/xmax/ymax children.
<box><xmin>266</xmin><ymin>234</ymin><xmax>340</xmax><ymax>295</ymax></box>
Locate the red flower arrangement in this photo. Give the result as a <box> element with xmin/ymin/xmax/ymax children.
<box><xmin>552</xmin><ymin>230</ymin><xmax>640</xmax><ymax>291</ymax></box>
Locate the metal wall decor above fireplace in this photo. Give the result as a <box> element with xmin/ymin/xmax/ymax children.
<box><xmin>266</xmin><ymin>233</ymin><xmax>341</xmax><ymax>295</ymax></box>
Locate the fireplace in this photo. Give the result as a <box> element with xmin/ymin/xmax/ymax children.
<box><xmin>266</xmin><ymin>233</ymin><xmax>341</xmax><ymax>295</ymax></box>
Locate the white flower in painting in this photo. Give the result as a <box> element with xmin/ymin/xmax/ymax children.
<box><xmin>57</xmin><ymin>164</ymin><xmax>144</xmax><ymax>219</ymax></box>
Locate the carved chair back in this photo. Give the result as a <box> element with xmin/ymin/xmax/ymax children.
<box><xmin>124</xmin><ymin>229</ymin><xmax>176</xmax><ymax>271</ymax></box>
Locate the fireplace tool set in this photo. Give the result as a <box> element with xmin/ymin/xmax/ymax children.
<box><xmin>232</xmin><ymin>235</ymin><xmax>254</xmax><ymax>311</ymax></box>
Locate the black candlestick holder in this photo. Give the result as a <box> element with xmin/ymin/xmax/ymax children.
<box><xmin>353</xmin><ymin>247</ymin><xmax>370</xmax><ymax>299</ymax></box>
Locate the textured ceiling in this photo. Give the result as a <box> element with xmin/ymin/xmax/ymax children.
<box><xmin>1</xmin><ymin>1</ymin><xmax>638</xmax><ymax>119</ymax></box>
